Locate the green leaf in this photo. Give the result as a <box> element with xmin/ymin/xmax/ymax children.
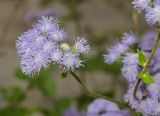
<box><xmin>15</xmin><ymin>68</ymin><xmax>31</xmax><ymax>81</ymax></box>
<box><xmin>0</xmin><ymin>107</ymin><xmax>36</xmax><ymax>116</ymax></box>
<box><xmin>35</xmin><ymin>72</ymin><xmax>56</xmax><ymax>97</ymax></box>
<box><xmin>61</xmin><ymin>72</ymin><xmax>68</xmax><ymax>80</ymax></box>
<box><xmin>15</xmin><ymin>65</ymin><xmax>57</xmax><ymax>98</ymax></box>
<box><xmin>149</xmin><ymin>0</ymin><xmax>154</xmax><ymax>8</ymax></box>
<box><xmin>137</xmin><ymin>49</ymin><xmax>147</xmax><ymax>67</ymax></box>
<box><xmin>3</xmin><ymin>87</ymin><xmax>25</xmax><ymax>104</ymax></box>
<box><xmin>138</xmin><ymin>72</ymin><xmax>154</xmax><ymax>85</ymax></box>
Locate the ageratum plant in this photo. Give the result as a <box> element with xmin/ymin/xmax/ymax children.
<box><xmin>16</xmin><ymin>0</ymin><xmax>160</xmax><ymax>115</ymax></box>
<box><xmin>16</xmin><ymin>17</ymin><xmax>90</xmax><ymax>75</ymax></box>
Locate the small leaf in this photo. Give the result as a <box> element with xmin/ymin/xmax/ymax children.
<box><xmin>61</xmin><ymin>72</ymin><xmax>68</xmax><ymax>80</ymax></box>
<box><xmin>138</xmin><ymin>72</ymin><xmax>154</xmax><ymax>85</ymax></box>
<box><xmin>137</xmin><ymin>49</ymin><xmax>147</xmax><ymax>67</ymax></box>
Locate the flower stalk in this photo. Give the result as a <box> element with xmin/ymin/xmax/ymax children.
<box><xmin>69</xmin><ymin>71</ymin><xmax>129</xmax><ymax>108</ymax></box>
<box><xmin>133</xmin><ymin>32</ymin><xmax>160</xmax><ymax>99</ymax></box>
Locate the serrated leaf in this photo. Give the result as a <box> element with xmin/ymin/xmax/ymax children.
<box><xmin>138</xmin><ymin>72</ymin><xmax>154</xmax><ymax>85</ymax></box>
<box><xmin>137</xmin><ymin>49</ymin><xmax>147</xmax><ymax>67</ymax></box>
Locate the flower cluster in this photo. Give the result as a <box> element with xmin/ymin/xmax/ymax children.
<box><xmin>133</xmin><ymin>0</ymin><xmax>160</xmax><ymax>25</ymax></box>
<box><xmin>87</xmin><ymin>99</ymin><xmax>130</xmax><ymax>116</ymax></box>
<box><xmin>16</xmin><ymin>16</ymin><xmax>90</xmax><ymax>75</ymax></box>
<box><xmin>104</xmin><ymin>32</ymin><xmax>137</xmax><ymax>64</ymax></box>
<box><xmin>104</xmin><ymin>31</ymin><xmax>160</xmax><ymax>115</ymax></box>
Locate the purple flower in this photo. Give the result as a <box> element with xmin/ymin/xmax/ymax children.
<box><xmin>139</xmin><ymin>31</ymin><xmax>157</xmax><ymax>51</ymax></box>
<box><xmin>124</xmin><ymin>73</ymin><xmax>160</xmax><ymax>115</ymax></box>
<box><xmin>145</xmin><ymin>5</ymin><xmax>160</xmax><ymax>25</ymax></box>
<box><xmin>50</xmin><ymin>49</ymin><xmax>63</xmax><ymax>63</ymax></box>
<box><xmin>61</xmin><ymin>51</ymin><xmax>83</xmax><ymax>70</ymax></box>
<box><xmin>75</xmin><ymin>37</ymin><xmax>90</xmax><ymax>54</ymax></box>
<box><xmin>16</xmin><ymin>16</ymin><xmax>89</xmax><ymax>75</ymax></box>
<box><xmin>104</xmin><ymin>43</ymin><xmax>128</xmax><ymax>64</ymax></box>
<box><xmin>121</xmin><ymin>32</ymin><xmax>137</xmax><ymax>46</ymax></box>
<box><xmin>104</xmin><ymin>32</ymin><xmax>137</xmax><ymax>64</ymax></box>
<box><xmin>133</xmin><ymin>0</ymin><xmax>160</xmax><ymax>25</ymax></box>
<box><xmin>132</xmin><ymin>0</ymin><xmax>150</xmax><ymax>12</ymax></box>
<box><xmin>20</xmin><ymin>52</ymin><xmax>49</xmax><ymax>75</ymax></box>
<box><xmin>87</xmin><ymin>99</ymin><xmax>130</xmax><ymax>116</ymax></box>
<box><xmin>121</xmin><ymin>53</ymin><xmax>139</xmax><ymax>83</ymax></box>
<box><xmin>138</xmin><ymin>99</ymin><xmax>160</xmax><ymax>115</ymax></box>
<box><xmin>35</xmin><ymin>16</ymin><xmax>67</xmax><ymax>41</ymax></box>
<box><xmin>124</xmin><ymin>84</ymin><xmax>143</xmax><ymax>107</ymax></box>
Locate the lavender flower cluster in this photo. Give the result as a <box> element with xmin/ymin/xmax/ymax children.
<box><xmin>16</xmin><ymin>16</ymin><xmax>90</xmax><ymax>75</ymax></box>
<box><xmin>104</xmin><ymin>31</ymin><xmax>160</xmax><ymax>115</ymax></box>
<box><xmin>87</xmin><ymin>99</ymin><xmax>130</xmax><ymax>116</ymax></box>
<box><xmin>133</xmin><ymin>0</ymin><xmax>160</xmax><ymax>25</ymax></box>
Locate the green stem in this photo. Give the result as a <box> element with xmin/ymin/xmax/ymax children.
<box><xmin>134</xmin><ymin>32</ymin><xmax>160</xmax><ymax>99</ymax></box>
<box><xmin>70</xmin><ymin>71</ymin><xmax>129</xmax><ymax>108</ymax></box>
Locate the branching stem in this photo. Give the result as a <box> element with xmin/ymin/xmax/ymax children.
<box><xmin>133</xmin><ymin>32</ymin><xmax>160</xmax><ymax>99</ymax></box>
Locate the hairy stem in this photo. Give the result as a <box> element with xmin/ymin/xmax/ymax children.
<box><xmin>133</xmin><ymin>32</ymin><xmax>160</xmax><ymax>99</ymax></box>
<box><xmin>70</xmin><ymin>71</ymin><xmax>129</xmax><ymax>108</ymax></box>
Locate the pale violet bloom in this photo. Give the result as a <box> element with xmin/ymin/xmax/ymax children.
<box><xmin>104</xmin><ymin>32</ymin><xmax>137</xmax><ymax>64</ymax></box>
<box><xmin>145</xmin><ymin>5</ymin><xmax>160</xmax><ymax>25</ymax></box>
<box><xmin>50</xmin><ymin>49</ymin><xmax>63</xmax><ymax>63</ymax></box>
<box><xmin>132</xmin><ymin>0</ymin><xmax>150</xmax><ymax>12</ymax></box>
<box><xmin>35</xmin><ymin>16</ymin><xmax>67</xmax><ymax>41</ymax></box>
<box><xmin>75</xmin><ymin>37</ymin><xmax>90</xmax><ymax>54</ymax></box>
<box><xmin>121</xmin><ymin>53</ymin><xmax>139</xmax><ymax>83</ymax></box>
<box><xmin>121</xmin><ymin>65</ymin><xmax>138</xmax><ymax>83</ymax></box>
<box><xmin>139</xmin><ymin>31</ymin><xmax>157</xmax><ymax>51</ymax></box>
<box><xmin>121</xmin><ymin>32</ymin><xmax>137</xmax><ymax>46</ymax></box>
<box><xmin>16</xmin><ymin>17</ymin><xmax>89</xmax><ymax>75</ymax></box>
<box><xmin>87</xmin><ymin>99</ymin><xmax>130</xmax><ymax>116</ymax></box>
<box><xmin>104</xmin><ymin>43</ymin><xmax>128</xmax><ymax>64</ymax></box>
<box><xmin>61</xmin><ymin>52</ymin><xmax>83</xmax><ymax>70</ymax></box>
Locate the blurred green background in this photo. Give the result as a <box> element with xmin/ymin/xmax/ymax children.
<box><xmin>0</xmin><ymin>0</ymin><xmax>149</xmax><ymax>115</ymax></box>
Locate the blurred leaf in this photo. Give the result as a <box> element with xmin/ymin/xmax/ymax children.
<box><xmin>61</xmin><ymin>72</ymin><xmax>68</xmax><ymax>80</ymax></box>
<box><xmin>82</xmin><ymin>52</ymin><xmax>122</xmax><ymax>75</ymax></box>
<box><xmin>40</xmin><ymin>0</ymin><xmax>55</xmax><ymax>6</ymax></box>
<box><xmin>137</xmin><ymin>49</ymin><xmax>147</xmax><ymax>67</ymax></box>
<box><xmin>15</xmin><ymin>64</ymin><xmax>57</xmax><ymax>97</ymax></box>
<box><xmin>0</xmin><ymin>107</ymin><xmax>35</xmax><ymax>116</ymax></box>
<box><xmin>138</xmin><ymin>72</ymin><xmax>154</xmax><ymax>85</ymax></box>
<box><xmin>90</xmin><ymin>29</ymin><xmax>123</xmax><ymax>46</ymax></box>
<box><xmin>2</xmin><ymin>87</ymin><xmax>25</xmax><ymax>104</ymax></box>
<box><xmin>15</xmin><ymin>68</ymin><xmax>32</xmax><ymax>81</ymax></box>
<box><xmin>61</xmin><ymin>0</ymin><xmax>86</xmax><ymax>5</ymax></box>
<box><xmin>34</xmin><ymin>71</ymin><xmax>56</xmax><ymax>97</ymax></box>
<box><xmin>77</xmin><ymin>95</ymin><xmax>94</xmax><ymax>111</ymax></box>
<box><xmin>48</xmin><ymin>99</ymin><xmax>71</xmax><ymax>116</ymax></box>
